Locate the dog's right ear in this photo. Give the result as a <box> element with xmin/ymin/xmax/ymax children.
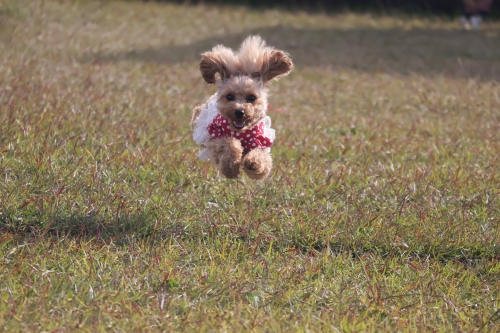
<box><xmin>200</xmin><ymin>52</ymin><xmax>230</xmax><ymax>84</ymax></box>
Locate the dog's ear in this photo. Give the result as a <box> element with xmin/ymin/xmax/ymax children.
<box><xmin>260</xmin><ymin>51</ymin><xmax>293</xmax><ymax>83</ymax></box>
<box><xmin>200</xmin><ymin>52</ymin><xmax>230</xmax><ymax>84</ymax></box>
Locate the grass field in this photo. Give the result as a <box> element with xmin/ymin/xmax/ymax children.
<box><xmin>1</xmin><ymin>0</ymin><xmax>500</xmax><ymax>331</ymax></box>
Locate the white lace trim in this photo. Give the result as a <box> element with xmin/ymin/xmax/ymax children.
<box><xmin>262</xmin><ymin>116</ymin><xmax>275</xmax><ymax>143</ymax></box>
<box><xmin>192</xmin><ymin>93</ymin><xmax>219</xmax><ymax>146</ymax></box>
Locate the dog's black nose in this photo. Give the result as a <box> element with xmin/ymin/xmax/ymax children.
<box><xmin>234</xmin><ymin>109</ymin><xmax>245</xmax><ymax>119</ymax></box>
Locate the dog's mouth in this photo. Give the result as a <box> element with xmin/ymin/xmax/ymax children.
<box><xmin>232</xmin><ymin>120</ymin><xmax>246</xmax><ymax>129</ymax></box>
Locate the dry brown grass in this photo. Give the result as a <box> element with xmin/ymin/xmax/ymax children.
<box><xmin>1</xmin><ymin>0</ymin><xmax>500</xmax><ymax>331</ymax></box>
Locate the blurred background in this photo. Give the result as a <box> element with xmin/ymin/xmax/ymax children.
<box><xmin>159</xmin><ymin>0</ymin><xmax>500</xmax><ymax>16</ymax></box>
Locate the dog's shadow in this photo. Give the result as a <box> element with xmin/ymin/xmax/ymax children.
<box><xmin>82</xmin><ymin>25</ymin><xmax>500</xmax><ymax>81</ymax></box>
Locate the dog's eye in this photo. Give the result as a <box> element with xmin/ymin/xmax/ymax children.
<box><xmin>226</xmin><ymin>94</ymin><xmax>235</xmax><ymax>101</ymax></box>
<box><xmin>246</xmin><ymin>95</ymin><xmax>256</xmax><ymax>103</ymax></box>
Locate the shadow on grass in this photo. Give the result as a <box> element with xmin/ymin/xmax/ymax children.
<box><xmin>145</xmin><ymin>0</ymin><xmax>500</xmax><ymax>18</ymax></box>
<box><xmin>0</xmin><ymin>212</ymin><xmax>187</xmax><ymax>241</ymax></box>
<box><xmin>2</xmin><ymin>212</ymin><xmax>499</xmax><ymax>263</ymax></box>
<box><xmin>82</xmin><ymin>25</ymin><xmax>500</xmax><ymax>81</ymax></box>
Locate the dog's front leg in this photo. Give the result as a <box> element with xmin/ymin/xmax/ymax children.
<box><xmin>242</xmin><ymin>148</ymin><xmax>272</xmax><ymax>180</ymax></box>
<box><xmin>206</xmin><ymin>137</ymin><xmax>243</xmax><ymax>179</ymax></box>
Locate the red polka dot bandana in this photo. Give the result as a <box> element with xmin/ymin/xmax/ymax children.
<box><xmin>207</xmin><ymin>114</ymin><xmax>273</xmax><ymax>151</ymax></box>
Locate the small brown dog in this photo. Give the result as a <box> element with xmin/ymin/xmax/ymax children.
<box><xmin>191</xmin><ymin>36</ymin><xmax>293</xmax><ymax>180</ymax></box>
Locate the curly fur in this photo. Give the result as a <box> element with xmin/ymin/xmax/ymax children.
<box><xmin>192</xmin><ymin>36</ymin><xmax>293</xmax><ymax>180</ymax></box>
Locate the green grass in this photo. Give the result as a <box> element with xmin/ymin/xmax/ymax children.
<box><xmin>1</xmin><ymin>0</ymin><xmax>500</xmax><ymax>331</ymax></box>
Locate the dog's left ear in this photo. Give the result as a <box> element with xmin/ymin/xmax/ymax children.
<box><xmin>260</xmin><ymin>51</ymin><xmax>293</xmax><ymax>83</ymax></box>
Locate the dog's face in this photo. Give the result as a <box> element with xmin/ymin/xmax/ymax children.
<box><xmin>216</xmin><ymin>76</ymin><xmax>267</xmax><ymax>132</ymax></box>
<box><xmin>199</xmin><ymin>36</ymin><xmax>293</xmax><ymax>132</ymax></box>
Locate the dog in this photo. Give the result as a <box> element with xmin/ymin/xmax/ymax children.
<box><xmin>191</xmin><ymin>36</ymin><xmax>293</xmax><ymax>180</ymax></box>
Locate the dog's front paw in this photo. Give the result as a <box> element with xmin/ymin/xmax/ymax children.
<box><xmin>243</xmin><ymin>148</ymin><xmax>272</xmax><ymax>180</ymax></box>
<box><xmin>218</xmin><ymin>137</ymin><xmax>243</xmax><ymax>179</ymax></box>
